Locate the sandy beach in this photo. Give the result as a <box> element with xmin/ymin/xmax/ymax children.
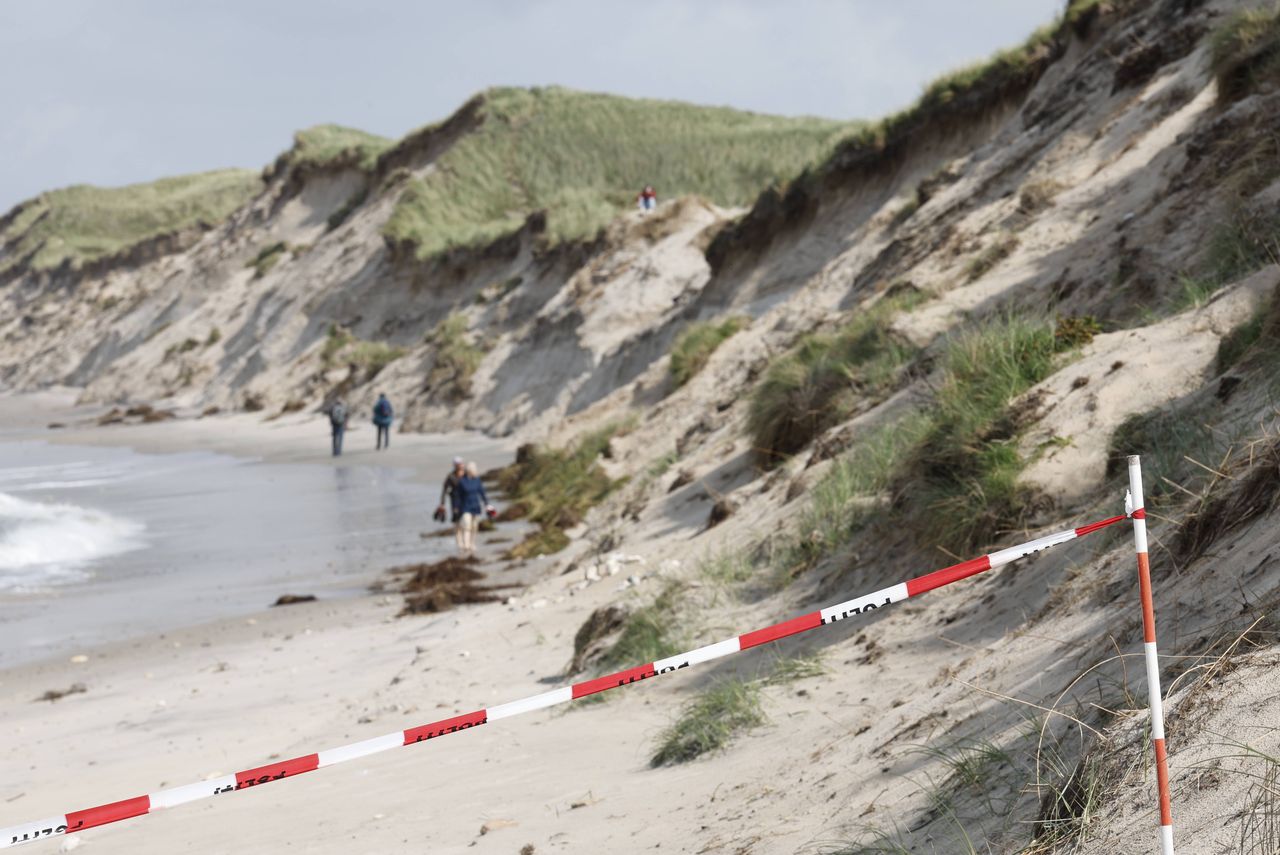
<box><xmin>0</xmin><ymin>396</ymin><xmax>931</xmax><ymax>855</ymax></box>
<box><xmin>9</xmin><ymin>3</ymin><xmax>1280</xmax><ymax>849</ymax></box>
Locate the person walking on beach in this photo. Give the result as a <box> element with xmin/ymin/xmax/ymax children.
<box><xmin>453</xmin><ymin>461</ymin><xmax>495</xmax><ymax>557</ymax></box>
<box><xmin>328</xmin><ymin>399</ymin><xmax>349</xmax><ymax>457</ymax></box>
<box><xmin>435</xmin><ymin>457</ymin><xmax>466</xmax><ymax>523</ymax></box>
<box><xmin>372</xmin><ymin>393</ymin><xmax>393</xmax><ymax>451</ymax></box>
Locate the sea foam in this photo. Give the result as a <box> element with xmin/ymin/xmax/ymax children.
<box><xmin>0</xmin><ymin>492</ymin><xmax>145</xmax><ymax>591</ymax></box>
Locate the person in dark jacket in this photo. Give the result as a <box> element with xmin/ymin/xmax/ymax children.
<box><xmin>436</xmin><ymin>457</ymin><xmax>466</xmax><ymax>523</ymax></box>
<box><xmin>329</xmin><ymin>399</ymin><xmax>348</xmax><ymax>457</ymax></box>
<box><xmin>372</xmin><ymin>393</ymin><xmax>393</xmax><ymax>450</ymax></box>
<box><xmin>453</xmin><ymin>461</ymin><xmax>495</xmax><ymax>556</ymax></box>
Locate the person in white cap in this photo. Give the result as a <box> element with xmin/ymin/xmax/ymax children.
<box><xmin>435</xmin><ymin>457</ymin><xmax>467</xmax><ymax>524</ymax></box>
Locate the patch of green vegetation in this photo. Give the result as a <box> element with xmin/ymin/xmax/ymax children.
<box><xmin>499</xmin><ymin>424</ymin><xmax>625</xmax><ymax>559</ymax></box>
<box><xmin>920</xmin><ymin>23</ymin><xmax>1058</xmax><ymax>111</ymax></box>
<box><xmin>326</xmin><ymin>188</ymin><xmax>368</xmax><ymax>231</ymax></box>
<box><xmin>711</xmin><ymin>9</ymin><xmax>1093</xmax><ymax>273</ymax></box>
<box><xmin>247</xmin><ymin>241</ymin><xmax>288</xmax><ymax>278</ymax></box>
<box><xmin>1205</xmin><ymin>209</ymin><xmax>1280</xmax><ymax>285</ymax></box>
<box><xmin>0</xmin><ymin>169</ymin><xmax>260</xmax><ymax>274</ymax></box>
<box><xmin>285</xmin><ymin>125</ymin><xmax>392</xmax><ymax>172</ymax></box>
<box><xmin>669</xmin><ymin>316</ymin><xmax>750</xmax><ymax>387</ymax></box>
<box><xmin>474</xmin><ymin>276</ymin><xmax>524</xmax><ymax>306</ymax></box>
<box><xmin>347</xmin><ymin>341</ymin><xmax>407</xmax><ymax>379</ymax></box>
<box><xmin>907</xmin><ymin>316</ymin><xmax>1059</xmax><ymax>552</ymax></box>
<box><xmin>383</xmin><ymin>86</ymin><xmax>855</xmax><ymax>258</ymax></box>
<box><xmin>428</xmin><ymin>313</ymin><xmax>485</xmax><ymax>396</ymax></box>
<box><xmin>1168</xmin><ymin>209</ymin><xmax>1280</xmax><ymax>313</ymax></box>
<box><xmin>890</xmin><ymin>194</ymin><xmax>921</xmax><ymax>228</ymax></box>
<box><xmin>1210</xmin><ymin>4</ymin><xmax>1280</xmax><ymax>102</ymax></box>
<box><xmin>1171</xmin><ymin>275</ymin><xmax>1219</xmax><ymax>312</ymax></box>
<box><xmin>318</xmin><ymin>324</ymin><xmax>404</xmax><ymax>378</ymax></box>
<box><xmin>650</xmin><ymin>676</ymin><xmax>766</xmax><ymax>767</ymax></box>
<box><xmin>747</xmin><ymin>292</ymin><xmax>924</xmax><ymax>466</ymax></box>
<box><xmin>321</xmin><ymin>324</ymin><xmax>354</xmax><ymax>366</ymax></box>
<box><xmin>698</xmin><ymin>549</ymin><xmax>755</xmax><ymax>586</ymax></box>
<box><xmin>966</xmin><ymin>232</ymin><xmax>1020</xmax><ymax>282</ymax></box>
<box><xmin>912</xmin><ymin>737</ymin><xmax>1015</xmax><ymax>808</ymax></box>
<box><xmin>825</xmin><ymin>827</ymin><xmax>915</xmax><ymax>855</ymax></box>
<box><xmin>1064</xmin><ymin>0</ymin><xmax>1107</xmax><ymax>29</ymax></box>
<box><xmin>1107</xmin><ymin>404</ymin><xmax>1220</xmax><ymax>510</ymax></box>
<box><xmin>1018</xmin><ymin>179</ymin><xmax>1065</xmax><ymax>213</ymax></box>
<box><xmin>1030</xmin><ymin>742</ymin><xmax>1112</xmax><ymax>851</ymax></box>
<box><xmin>647</xmin><ymin>449</ymin><xmax>679</xmax><ymax>478</ymax></box>
<box><xmin>761</xmin><ymin>652</ymin><xmax>826</xmax><ymax>685</ymax></box>
<box><xmin>1216</xmin><ymin>292</ymin><xmax>1273</xmax><ymax>373</ymax></box>
<box><xmin>775</xmin><ymin>316</ymin><xmax>1067</xmax><ymax>576</ymax></box>
<box><xmin>593</xmin><ymin>583</ymin><xmax>683</xmax><ymax>676</ymax></box>
<box><xmin>774</xmin><ymin>414</ymin><xmax>931</xmax><ymax>577</ymax></box>
<box><xmin>163</xmin><ymin>337</ymin><xmax>200</xmax><ymax>359</ymax></box>
<box><xmin>205</xmin><ymin>327</ymin><xmax>222</xmax><ymax>347</ymax></box>
<box><xmin>1053</xmin><ymin>315</ymin><xmax>1102</xmax><ymax>350</ymax></box>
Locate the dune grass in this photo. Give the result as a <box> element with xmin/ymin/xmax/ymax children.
<box><xmin>710</xmin><ymin>3</ymin><xmax>1108</xmax><ymax>273</ymax></box>
<box><xmin>1211</xmin><ymin>4</ymin><xmax>1280</xmax><ymax>102</ymax></box>
<box><xmin>592</xmin><ymin>582</ymin><xmax>684</xmax><ymax>676</ymax></box>
<box><xmin>1</xmin><ymin>169</ymin><xmax>260</xmax><ymax>273</ymax></box>
<box><xmin>650</xmin><ymin>676</ymin><xmax>766</xmax><ymax>767</ymax></box>
<box><xmin>498</xmin><ymin>424</ymin><xmax>625</xmax><ymax>559</ymax></box>
<box><xmin>648</xmin><ymin>653</ymin><xmax>823</xmax><ymax>766</ymax></box>
<box><xmin>748</xmin><ymin>292</ymin><xmax>923</xmax><ymax>466</ymax></box>
<box><xmin>771</xmin><ymin>315</ymin><xmax>1066</xmax><ymax>578</ymax></box>
<box><xmin>1169</xmin><ymin>208</ymin><xmax>1280</xmax><ymax>313</ymax></box>
<box><xmin>383</xmin><ymin>86</ymin><xmax>855</xmax><ymax>259</ymax></box>
<box><xmin>905</xmin><ymin>316</ymin><xmax>1059</xmax><ymax>552</ymax></box>
<box><xmin>1216</xmin><ymin>286</ymin><xmax>1279</xmax><ymax>374</ymax></box>
<box><xmin>347</xmin><ymin>341</ymin><xmax>407</xmax><ymax>379</ymax></box>
<box><xmin>285</xmin><ymin>125</ymin><xmax>393</xmax><ymax>172</ymax></box>
<box><xmin>774</xmin><ymin>414</ymin><xmax>932</xmax><ymax>577</ymax></box>
<box><xmin>965</xmin><ymin>232</ymin><xmax>1019</xmax><ymax>282</ymax></box>
<box><xmin>247</xmin><ymin>241</ymin><xmax>288</xmax><ymax>278</ymax></box>
<box><xmin>428</xmin><ymin>313</ymin><xmax>485</xmax><ymax>396</ymax></box>
<box><xmin>669</xmin><ymin>316</ymin><xmax>750</xmax><ymax>387</ymax></box>
<box><xmin>1107</xmin><ymin>403</ymin><xmax>1220</xmax><ymax>511</ymax></box>
<box><xmin>318</xmin><ymin>324</ymin><xmax>405</xmax><ymax>378</ymax></box>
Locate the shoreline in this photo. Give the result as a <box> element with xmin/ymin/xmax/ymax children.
<box><xmin>0</xmin><ymin>391</ymin><xmax>520</xmax><ymax>669</ymax></box>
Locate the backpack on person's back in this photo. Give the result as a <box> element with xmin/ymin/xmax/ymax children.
<box><xmin>329</xmin><ymin>402</ymin><xmax>348</xmax><ymax>428</ymax></box>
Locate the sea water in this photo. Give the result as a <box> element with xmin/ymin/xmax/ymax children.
<box><xmin>0</xmin><ymin>491</ymin><xmax>145</xmax><ymax>591</ymax></box>
<box><xmin>0</xmin><ymin>440</ymin><xmax>446</xmax><ymax>665</ymax></box>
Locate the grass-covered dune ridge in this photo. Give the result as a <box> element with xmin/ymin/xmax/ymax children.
<box><xmin>382</xmin><ymin>86</ymin><xmax>857</xmax><ymax>259</ymax></box>
<box><xmin>0</xmin><ymin>169</ymin><xmax>261</xmax><ymax>274</ymax></box>
<box><xmin>706</xmin><ymin>0</ymin><xmax>1123</xmax><ymax>272</ymax></box>
<box><xmin>276</xmin><ymin>124</ymin><xmax>394</xmax><ymax>173</ymax></box>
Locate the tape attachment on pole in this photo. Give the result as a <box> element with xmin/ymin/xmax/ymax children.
<box><xmin>1</xmin><ymin>510</ymin><xmax>1133</xmax><ymax>849</ymax></box>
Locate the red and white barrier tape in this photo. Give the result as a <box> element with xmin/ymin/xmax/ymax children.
<box><xmin>2</xmin><ymin>512</ymin><xmax>1133</xmax><ymax>849</ymax></box>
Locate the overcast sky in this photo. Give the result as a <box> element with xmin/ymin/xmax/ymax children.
<box><xmin>0</xmin><ymin>0</ymin><xmax>1063</xmax><ymax>213</ymax></box>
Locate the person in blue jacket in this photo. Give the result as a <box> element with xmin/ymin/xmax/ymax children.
<box><xmin>453</xmin><ymin>461</ymin><xmax>495</xmax><ymax>556</ymax></box>
<box><xmin>372</xmin><ymin>393</ymin><xmax>393</xmax><ymax>451</ymax></box>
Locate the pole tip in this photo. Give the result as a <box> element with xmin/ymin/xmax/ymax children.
<box><xmin>1127</xmin><ymin>454</ymin><xmax>1141</xmax><ymax>464</ymax></box>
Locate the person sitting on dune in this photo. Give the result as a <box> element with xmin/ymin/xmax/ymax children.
<box><xmin>637</xmin><ymin>185</ymin><xmax>657</xmax><ymax>213</ymax></box>
<box><xmin>453</xmin><ymin>461</ymin><xmax>495</xmax><ymax>557</ymax></box>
